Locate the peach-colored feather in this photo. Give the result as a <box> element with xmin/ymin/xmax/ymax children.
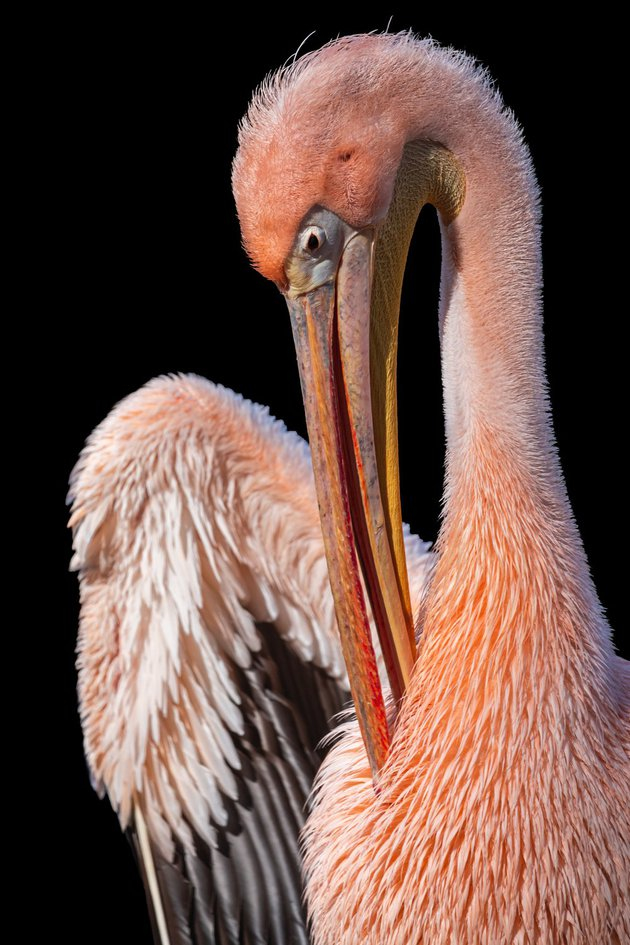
<box><xmin>234</xmin><ymin>33</ymin><xmax>630</xmax><ymax>945</ymax></box>
<box><xmin>70</xmin><ymin>373</ymin><xmax>433</xmax><ymax>941</ymax></box>
<box><xmin>70</xmin><ymin>375</ymin><xmax>348</xmax><ymax>843</ymax></box>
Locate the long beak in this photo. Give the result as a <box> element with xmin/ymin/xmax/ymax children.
<box><xmin>286</xmin><ymin>230</ymin><xmax>415</xmax><ymax>780</ymax></box>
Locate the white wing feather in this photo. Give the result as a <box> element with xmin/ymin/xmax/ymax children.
<box><xmin>70</xmin><ymin>375</ymin><xmax>354</xmax><ymax>856</ymax></box>
<box><xmin>70</xmin><ymin>373</ymin><xmax>434</xmax><ymax>936</ymax></box>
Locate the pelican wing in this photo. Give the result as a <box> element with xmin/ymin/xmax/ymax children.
<box><xmin>69</xmin><ymin>374</ymin><xmax>433</xmax><ymax>944</ymax></box>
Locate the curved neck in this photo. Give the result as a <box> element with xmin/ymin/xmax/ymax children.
<box><xmin>374</xmin><ymin>129</ymin><xmax>612</xmax><ymax>686</ymax></box>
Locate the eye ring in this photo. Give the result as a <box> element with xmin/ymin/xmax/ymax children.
<box><xmin>301</xmin><ymin>225</ymin><xmax>326</xmax><ymax>256</ymax></box>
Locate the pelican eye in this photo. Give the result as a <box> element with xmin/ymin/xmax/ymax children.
<box><xmin>303</xmin><ymin>226</ymin><xmax>326</xmax><ymax>255</ymax></box>
<box><xmin>285</xmin><ymin>209</ymin><xmax>355</xmax><ymax>297</ymax></box>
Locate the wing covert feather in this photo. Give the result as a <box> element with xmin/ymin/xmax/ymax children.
<box><xmin>70</xmin><ymin>374</ymin><xmax>433</xmax><ymax>943</ymax></box>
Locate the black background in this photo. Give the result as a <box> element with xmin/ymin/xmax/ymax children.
<box><xmin>40</xmin><ymin>9</ymin><xmax>625</xmax><ymax>943</ymax></box>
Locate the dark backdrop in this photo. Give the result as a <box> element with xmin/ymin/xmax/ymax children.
<box><xmin>43</xmin><ymin>11</ymin><xmax>625</xmax><ymax>943</ymax></box>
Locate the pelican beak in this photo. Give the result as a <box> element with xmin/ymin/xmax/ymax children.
<box><xmin>286</xmin><ymin>229</ymin><xmax>415</xmax><ymax>780</ymax></box>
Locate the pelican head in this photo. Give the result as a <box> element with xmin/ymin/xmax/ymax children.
<box><xmin>233</xmin><ymin>34</ymin><xmax>466</xmax><ymax>777</ymax></box>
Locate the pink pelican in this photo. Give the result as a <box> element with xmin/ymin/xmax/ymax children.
<box><xmin>71</xmin><ymin>32</ymin><xmax>629</xmax><ymax>944</ymax></box>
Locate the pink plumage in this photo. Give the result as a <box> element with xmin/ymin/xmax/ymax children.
<box><xmin>72</xmin><ymin>31</ymin><xmax>629</xmax><ymax>945</ymax></box>
<box><xmin>235</xmin><ymin>33</ymin><xmax>630</xmax><ymax>944</ymax></box>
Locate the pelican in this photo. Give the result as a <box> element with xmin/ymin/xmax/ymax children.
<box><xmin>71</xmin><ymin>32</ymin><xmax>629</xmax><ymax>945</ymax></box>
